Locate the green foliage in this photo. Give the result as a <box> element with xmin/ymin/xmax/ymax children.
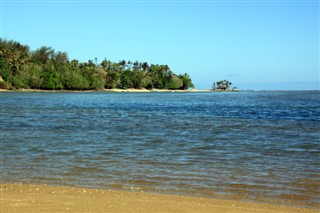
<box><xmin>27</xmin><ymin>63</ymin><xmax>43</xmax><ymax>89</ymax></box>
<box><xmin>11</xmin><ymin>70</ymin><xmax>30</xmax><ymax>89</ymax></box>
<box><xmin>105</xmin><ymin>71</ymin><xmax>120</xmax><ymax>89</ymax></box>
<box><xmin>0</xmin><ymin>38</ymin><xmax>194</xmax><ymax>90</ymax></box>
<box><xmin>42</xmin><ymin>71</ymin><xmax>63</xmax><ymax>90</ymax></box>
<box><xmin>178</xmin><ymin>73</ymin><xmax>194</xmax><ymax>90</ymax></box>
<box><xmin>166</xmin><ymin>75</ymin><xmax>183</xmax><ymax>90</ymax></box>
<box><xmin>0</xmin><ymin>57</ymin><xmax>11</xmax><ymax>82</ymax></box>
<box><xmin>212</xmin><ymin>80</ymin><xmax>232</xmax><ymax>90</ymax></box>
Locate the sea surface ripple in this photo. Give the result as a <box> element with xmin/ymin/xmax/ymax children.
<box><xmin>1</xmin><ymin>91</ymin><xmax>319</xmax><ymax>207</ymax></box>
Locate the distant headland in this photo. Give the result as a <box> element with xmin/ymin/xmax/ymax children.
<box><xmin>0</xmin><ymin>39</ymin><xmax>194</xmax><ymax>91</ymax></box>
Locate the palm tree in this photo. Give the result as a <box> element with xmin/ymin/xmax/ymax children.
<box><xmin>141</xmin><ymin>62</ymin><xmax>149</xmax><ymax>72</ymax></box>
<box><xmin>32</xmin><ymin>46</ymin><xmax>54</xmax><ymax>64</ymax></box>
<box><xmin>214</xmin><ymin>80</ymin><xmax>232</xmax><ymax>90</ymax></box>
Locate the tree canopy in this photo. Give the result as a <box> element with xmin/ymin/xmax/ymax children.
<box><xmin>212</xmin><ymin>80</ymin><xmax>232</xmax><ymax>90</ymax></box>
<box><xmin>0</xmin><ymin>39</ymin><xmax>194</xmax><ymax>90</ymax></box>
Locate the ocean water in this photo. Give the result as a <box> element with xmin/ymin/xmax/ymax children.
<box><xmin>1</xmin><ymin>91</ymin><xmax>319</xmax><ymax>207</ymax></box>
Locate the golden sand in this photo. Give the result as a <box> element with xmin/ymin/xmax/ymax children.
<box><xmin>0</xmin><ymin>184</ymin><xmax>318</xmax><ymax>213</ymax></box>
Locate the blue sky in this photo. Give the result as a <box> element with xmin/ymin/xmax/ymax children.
<box><xmin>1</xmin><ymin>0</ymin><xmax>319</xmax><ymax>90</ymax></box>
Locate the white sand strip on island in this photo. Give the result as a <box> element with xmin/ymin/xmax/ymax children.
<box><xmin>0</xmin><ymin>88</ymin><xmax>212</xmax><ymax>93</ymax></box>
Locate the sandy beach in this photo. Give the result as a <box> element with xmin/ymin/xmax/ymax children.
<box><xmin>0</xmin><ymin>184</ymin><xmax>318</xmax><ymax>213</ymax></box>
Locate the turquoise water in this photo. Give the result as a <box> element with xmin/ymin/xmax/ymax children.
<box><xmin>1</xmin><ymin>91</ymin><xmax>319</xmax><ymax>207</ymax></box>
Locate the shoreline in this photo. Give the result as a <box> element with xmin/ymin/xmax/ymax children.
<box><xmin>0</xmin><ymin>88</ymin><xmax>233</xmax><ymax>93</ymax></box>
<box><xmin>0</xmin><ymin>184</ymin><xmax>318</xmax><ymax>213</ymax></box>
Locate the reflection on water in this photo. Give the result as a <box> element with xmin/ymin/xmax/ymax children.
<box><xmin>1</xmin><ymin>91</ymin><xmax>319</xmax><ymax>207</ymax></box>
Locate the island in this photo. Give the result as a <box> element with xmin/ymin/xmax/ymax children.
<box><xmin>0</xmin><ymin>39</ymin><xmax>194</xmax><ymax>91</ymax></box>
<box><xmin>212</xmin><ymin>80</ymin><xmax>239</xmax><ymax>92</ymax></box>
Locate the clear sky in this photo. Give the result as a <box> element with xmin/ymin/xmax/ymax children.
<box><xmin>1</xmin><ymin>0</ymin><xmax>319</xmax><ymax>90</ymax></box>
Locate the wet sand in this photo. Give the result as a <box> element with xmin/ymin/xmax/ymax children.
<box><xmin>0</xmin><ymin>184</ymin><xmax>318</xmax><ymax>213</ymax></box>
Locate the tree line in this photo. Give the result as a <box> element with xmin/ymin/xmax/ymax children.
<box><xmin>0</xmin><ymin>39</ymin><xmax>194</xmax><ymax>90</ymax></box>
<box><xmin>212</xmin><ymin>80</ymin><xmax>232</xmax><ymax>90</ymax></box>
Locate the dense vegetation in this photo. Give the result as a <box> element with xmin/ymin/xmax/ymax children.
<box><xmin>212</xmin><ymin>80</ymin><xmax>232</xmax><ymax>90</ymax></box>
<box><xmin>0</xmin><ymin>39</ymin><xmax>194</xmax><ymax>90</ymax></box>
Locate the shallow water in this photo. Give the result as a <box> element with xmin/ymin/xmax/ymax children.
<box><xmin>1</xmin><ymin>91</ymin><xmax>319</xmax><ymax>207</ymax></box>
